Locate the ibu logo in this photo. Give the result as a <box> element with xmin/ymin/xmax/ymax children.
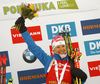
<box><xmin>46</xmin><ymin>22</ymin><xmax>77</xmax><ymax>39</ymax></box>
<box><xmin>84</xmin><ymin>39</ymin><xmax>100</xmax><ymax>56</ymax></box>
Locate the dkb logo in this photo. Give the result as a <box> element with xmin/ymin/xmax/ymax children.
<box><xmin>84</xmin><ymin>39</ymin><xmax>100</xmax><ymax>56</ymax></box>
<box><xmin>46</xmin><ymin>22</ymin><xmax>77</xmax><ymax>39</ymax></box>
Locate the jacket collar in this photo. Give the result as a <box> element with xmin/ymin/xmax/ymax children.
<box><xmin>54</xmin><ymin>53</ymin><xmax>68</xmax><ymax>61</ymax></box>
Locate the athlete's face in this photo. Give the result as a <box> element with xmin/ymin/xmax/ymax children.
<box><xmin>53</xmin><ymin>44</ymin><xmax>67</xmax><ymax>54</ymax></box>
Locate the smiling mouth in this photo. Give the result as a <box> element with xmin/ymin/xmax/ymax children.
<box><xmin>59</xmin><ymin>51</ymin><xmax>66</xmax><ymax>54</ymax></box>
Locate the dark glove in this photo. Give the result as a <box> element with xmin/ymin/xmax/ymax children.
<box><xmin>15</xmin><ymin>16</ymin><xmax>27</xmax><ymax>33</ymax></box>
<box><xmin>71</xmin><ymin>68</ymin><xmax>87</xmax><ymax>82</ymax></box>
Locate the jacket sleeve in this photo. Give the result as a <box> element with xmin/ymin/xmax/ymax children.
<box><xmin>21</xmin><ymin>30</ymin><xmax>53</xmax><ymax>73</ymax></box>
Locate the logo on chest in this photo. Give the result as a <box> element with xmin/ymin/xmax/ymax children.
<box><xmin>52</xmin><ymin>62</ymin><xmax>70</xmax><ymax>72</ymax></box>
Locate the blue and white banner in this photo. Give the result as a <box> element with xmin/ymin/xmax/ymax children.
<box><xmin>84</xmin><ymin>39</ymin><xmax>100</xmax><ymax>56</ymax></box>
<box><xmin>46</xmin><ymin>22</ymin><xmax>77</xmax><ymax>39</ymax></box>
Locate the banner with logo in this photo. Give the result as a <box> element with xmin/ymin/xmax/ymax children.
<box><xmin>0</xmin><ymin>0</ymin><xmax>100</xmax><ymax>84</ymax></box>
<box><xmin>0</xmin><ymin>0</ymin><xmax>99</xmax><ymax>21</ymax></box>
<box><xmin>88</xmin><ymin>60</ymin><xmax>100</xmax><ymax>77</ymax></box>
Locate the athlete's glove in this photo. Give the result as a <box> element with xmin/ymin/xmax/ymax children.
<box><xmin>15</xmin><ymin>16</ymin><xmax>27</xmax><ymax>33</ymax></box>
<box><xmin>71</xmin><ymin>68</ymin><xmax>87</xmax><ymax>82</ymax></box>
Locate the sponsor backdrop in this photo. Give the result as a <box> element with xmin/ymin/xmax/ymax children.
<box><xmin>0</xmin><ymin>0</ymin><xmax>100</xmax><ymax>84</ymax></box>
